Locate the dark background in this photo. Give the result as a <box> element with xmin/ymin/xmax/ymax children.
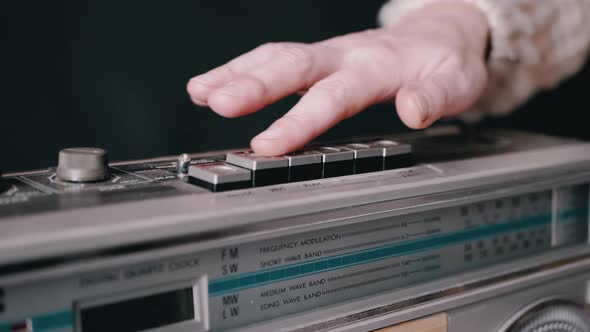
<box><xmin>1</xmin><ymin>1</ymin><xmax>588</xmax><ymax>172</ymax></box>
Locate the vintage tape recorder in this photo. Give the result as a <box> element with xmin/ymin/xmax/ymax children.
<box><xmin>0</xmin><ymin>126</ymin><xmax>589</xmax><ymax>332</ymax></box>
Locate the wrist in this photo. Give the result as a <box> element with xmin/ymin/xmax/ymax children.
<box><xmin>382</xmin><ymin>0</ymin><xmax>490</xmax><ymax>60</ymax></box>
<box><xmin>441</xmin><ymin>0</ymin><xmax>490</xmax><ymax>59</ymax></box>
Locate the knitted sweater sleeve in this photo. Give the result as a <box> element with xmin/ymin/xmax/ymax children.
<box><xmin>378</xmin><ymin>0</ymin><xmax>590</xmax><ymax>122</ymax></box>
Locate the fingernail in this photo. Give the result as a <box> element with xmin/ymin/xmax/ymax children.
<box><xmin>191</xmin><ymin>73</ymin><xmax>219</xmax><ymax>86</ymax></box>
<box><xmin>254</xmin><ymin>126</ymin><xmax>283</xmax><ymax>140</ymax></box>
<box><xmin>217</xmin><ymin>82</ymin><xmax>245</xmax><ymax>97</ymax></box>
<box><xmin>413</xmin><ymin>93</ymin><xmax>430</xmax><ymax>124</ymax></box>
<box><xmin>187</xmin><ymin>76</ymin><xmax>215</xmax><ymax>96</ymax></box>
<box><xmin>190</xmin><ymin>95</ymin><xmax>208</xmax><ymax>106</ymax></box>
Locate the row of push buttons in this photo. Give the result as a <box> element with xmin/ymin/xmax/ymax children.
<box><xmin>188</xmin><ymin>139</ymin><xmax>413</xmax><ymax>192</ymax></box>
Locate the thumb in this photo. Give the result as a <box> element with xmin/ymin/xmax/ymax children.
<box><xmin>395</xmin><ymin>67</ymin><xmax>486</xmax><ymax>129</ymax></box>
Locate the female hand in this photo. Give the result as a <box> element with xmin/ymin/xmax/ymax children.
<box><xmin>187</xmin><ymin>0</ymin><xmax>489</xmax><ymax>156</ymax></box>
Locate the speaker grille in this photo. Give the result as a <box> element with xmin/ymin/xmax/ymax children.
<box><xmin>508</xmin><ymin>302</ymin><xmax>590</xmax><ymax>332</ymax></box>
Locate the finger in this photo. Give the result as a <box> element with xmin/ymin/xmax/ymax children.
<box><xmin>396</xmin><ymin>61</ymin><xmax>487</xmax><ymax>129</ymax></box>
<box><xmin>186</xmin><ymin>43</ymin><xmax>288</xmax><ymax>105</ymax></box>
<box><xmin>250</xmin><ymin>70</ymin><xmax>387</xmax><ymax>156</ymax></box>
<box><xmin>318</xmin><ymin>29</ymin><xmax>380</xmax><ymax>49</ymax></box>
<box><xmin>208</xmin><ymin>44</ymin><xmax>339</xmax><ymax>118</ymax></box>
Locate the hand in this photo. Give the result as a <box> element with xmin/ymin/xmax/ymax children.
<box><xmin>187</xmin><ymin>0</ymin><xmax>489</xmax><ymax>156</ymax></box>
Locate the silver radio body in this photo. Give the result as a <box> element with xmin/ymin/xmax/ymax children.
<box><xmin>0</xmin><ymin>127</ymin><xmax>589</xmax><ymax>332</ymax></box>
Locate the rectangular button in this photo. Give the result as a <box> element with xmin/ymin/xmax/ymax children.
<box><xmin>188</xmin><ymin>162</ymin><xmax>251</xmax><ymax>192</ymax></box>
<box><xmin>366</xmin><ymin>139</ymin><xmax>414</xmax><ymax>170</ymax></box>
<box><xmin>315</xmin><ymin>147</ymin><xmax>354</xmax><ymax>178</ymax></box>
<box><xmin>341</xmin><ymin>143</ymin><xmax>384</xmax><ymax>174</ymax></box>
<box><xmin>226</xmin><ymin>151</ymin><xmax>289</xmax><ymax>187</ymax></box>
<box><xmin>286</xmin><ymin>150</ymin><xmax>323</xmax><ymax>182</ymax></box>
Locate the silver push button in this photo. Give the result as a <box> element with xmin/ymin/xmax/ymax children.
<box><xmin>286</xmin><ymin>150</ymin><xmax>323</xmax><ymax>182</ymax></box>
<box><xmin>341</xmin><ymin>143</ymin><xmax>384</xmax><ymax>174</ymax></box>
<box><xmin>366</xmin><ymin>140</ymin><xmax>414</xmax><ymax>169</ymax></box>
<box><xmin>226</xmin><ymin>151</ymin><xmax>288</xmax><ymax>170</ymax></box>
<box><xmin>315</xmin><ymin>147</ymin><xmax>354</xmax><ymax>178</ymax></box>
<box><xmin>188</xmin><ymin>162</ymin><xmax>251</xmax><ymax>192</ymax></box>
<box><xmin>226</xmin><ymin>151</ymin><xmax>289</xmax><ymax>187</ymax></box>
<box><xmin>56</xmin><ymin>147</ymin><xmax>110</xmax><ymax>182</ymax></box>
<box><xmin>341</xmin><ymin>143</ymin><xmax>383</xmax><ymax>159</ymax></box>
<box><xmin>368</xmin><ymin>140</ymin><xmax>412</xmax><ymax>156</ymax></box>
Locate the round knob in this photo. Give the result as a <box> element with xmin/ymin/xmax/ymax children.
<box><xmin>56</xmin><ymin>147</ymin><xmax>110</xmax><ymax>182</ymax></box>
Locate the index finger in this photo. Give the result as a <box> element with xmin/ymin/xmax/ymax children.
<box><xmin>251</xmin><ymin>70</ymin><xmax>389</xmax><ymax>156</ymax></box>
